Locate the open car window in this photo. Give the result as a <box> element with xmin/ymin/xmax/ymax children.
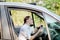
<box><xmin>9</xmin><ymin>9</ymin><xmax>33</xmax><ymax>36</ymax></box>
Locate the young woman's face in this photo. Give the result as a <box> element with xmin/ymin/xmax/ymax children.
<box><xmin>27</xmin><ymin>17</ymin><xmax>33</xmax><ymax>25</ymax></box>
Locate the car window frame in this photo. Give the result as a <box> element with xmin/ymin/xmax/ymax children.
<box><xmin>6</xmin><ymin>6</ymin><xmax>45</xmax><ymax>40</ymax></box>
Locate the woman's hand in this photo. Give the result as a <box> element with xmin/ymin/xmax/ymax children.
<box><xmin>38</xmin><ymin>28</ymin><xmax>43</xmax><ymax>33</ymax></box>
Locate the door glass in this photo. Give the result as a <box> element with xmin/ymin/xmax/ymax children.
<box><xmin>44</xmin><ymin>13</ymin><xmax>60</xmax><ymax>40</ymax></box>
<box><xmin>33</xmin><ymin>14</ymin><xmax>46</xmax><ymax>27</ymax></box>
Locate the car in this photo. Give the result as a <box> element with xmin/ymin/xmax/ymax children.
<box><xmin>0</xmin><ymin>2</ymin><xmax>60</xmax><ymax>40</ymax></box>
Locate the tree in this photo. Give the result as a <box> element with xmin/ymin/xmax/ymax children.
<box><xmin>37</xmin><ymin>0</ymin><xmax>60</xmax><ymax>16</ymax></box>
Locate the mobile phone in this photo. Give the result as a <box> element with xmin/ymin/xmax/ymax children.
<box><xmin>40</xmin><ymin>25</ymin><xmax>43</xmax><ymax>29</ymax></box>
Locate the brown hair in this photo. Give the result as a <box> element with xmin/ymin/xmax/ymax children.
<box><xmin>24</xmin><ymin>16</ymin><xmax>30</xmax><ymax>24</ymax></box>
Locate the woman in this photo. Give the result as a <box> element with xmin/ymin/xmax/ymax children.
<box><xmin>19</xmin><ymin>16</ymin><xmax>43</xmax><ymax>40</ymax></box>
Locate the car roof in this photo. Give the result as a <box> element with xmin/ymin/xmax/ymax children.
<box><xmin>0</xmin><ymin>2</ymin><xmax>60</xmax><ymax>21</ymax></box>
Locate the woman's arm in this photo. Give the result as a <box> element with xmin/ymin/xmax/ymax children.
<box><xmin>30</xmin><ymin>28</ymin><xmax>43</xmax><ymax>40</ymax></box>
